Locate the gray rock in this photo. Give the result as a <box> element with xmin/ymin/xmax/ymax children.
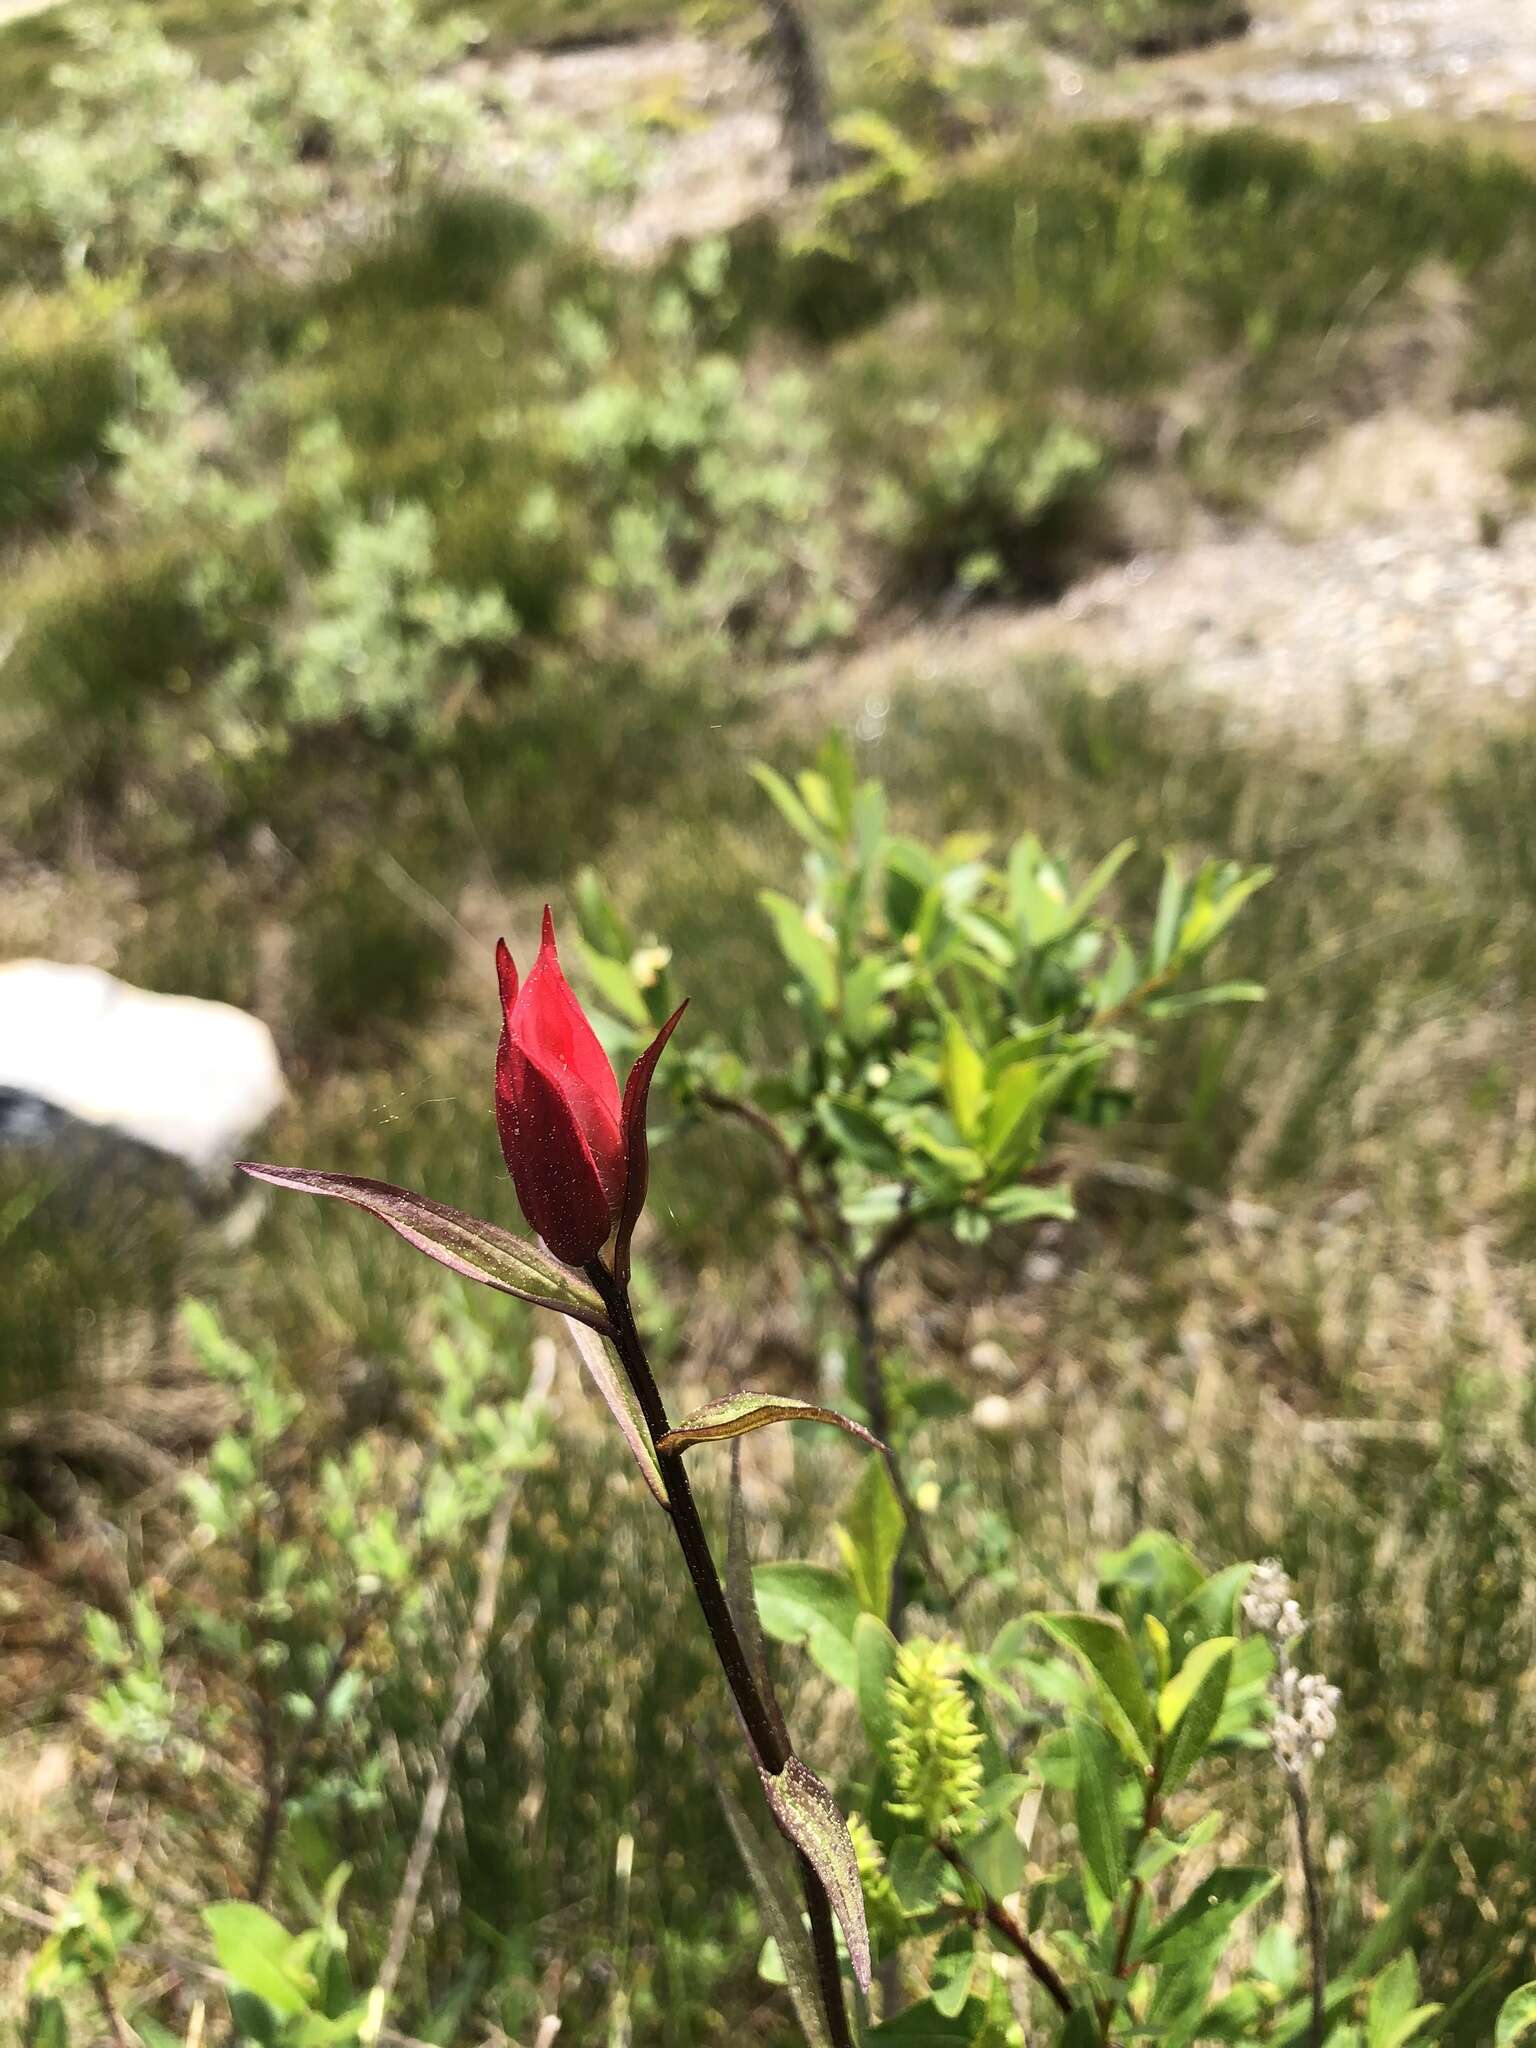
<box><xmin>0</xmin><ymin>960</ymin><xmax>285</xmax><ymax>1183</ymax></box>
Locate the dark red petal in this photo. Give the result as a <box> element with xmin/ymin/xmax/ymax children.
<box><xmin>496</xmin><ymin>1028</ymin><xmax>615</xmax><ymax>1266</ymax></box>
<box><xmin>510</xmin><ymin>906</ymin><xmax>624</xmax><ymax>1204</ymax></box>
<box><xmin>611</xmin><ymin>1000</ymin><xmax>688</xmax><ymax>1286</ymax></box>
<box><xmin>495</xmin><ymin>936</ymin><xmax>519</xmax><ymax>1023</ymax></box>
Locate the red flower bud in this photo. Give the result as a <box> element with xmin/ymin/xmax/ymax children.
<box><xmin>494</xmin><ymin>908</ymin><xmax>684</xmax><ymax>1271</ymax></box>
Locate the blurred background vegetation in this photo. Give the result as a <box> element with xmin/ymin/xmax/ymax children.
<box><xmin>3</xmin><ymin>0</ymin><xmax>1536</xmax><ymax>2039</ymax></box>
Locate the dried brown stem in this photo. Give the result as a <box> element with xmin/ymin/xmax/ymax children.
<box><xmin>1286</xmin><ymin>1767</ymin><xmax>1328</xmax><ymax>2048</ymax></box>
<box><xmin>695</xmin><ymin>1090</ymin><xmax>850</xmax><ymax>1287</ymax></box>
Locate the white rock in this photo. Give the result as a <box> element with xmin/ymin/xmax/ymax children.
<box><xmin>0</xmin><ymin>960</ymin><xmax>285</xmax><ymax>1178</ymax></box>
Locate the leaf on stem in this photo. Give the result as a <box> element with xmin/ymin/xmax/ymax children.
<box><xmin>753</xmin><ymin>1561</ymin><xmax>861</xmax><ymax>1687</ymax></box>
<box><xmin>657</xmin><ymin>1392</ymin><xmax>885</xmax><ymax>1458</ymax></box>
<box><xmin>759</xmin><ymin>1756</ymin><xmax>873</xmax><ymax>1993</ymax></box>
<box><xmin>236</xmin><ymin>1165</ymin><xmax>610</xmax><ymax>1330</ymax></box>
<box><xmin>1497</xmin><ymin>1984</ymin><xmax>1536</xmax><ymax>2047</ymax></box>
<box><xmin>711</xmin><ymin>1765</ymin><xmax>834</xmax><ymax>2048</ymax></box>
<box><xmin>835</xmin><ymin>1456</ymin><xmax>906</xmax><ymax>1621</ymax></box>
<box><xmin>1031</xmin><ymin>1612</ymin><xmax>1155</xmax><ymax>1767</ymax></box>
<box><xmin>1158</xmin><ymin>1643</ymin><xmax>1234</xmax><ymax>1794</ymax></box>
<box><xmin>561</xmin><ymin>1317</ymin><xmax>667</xmax><ymax>1508</ymax></box>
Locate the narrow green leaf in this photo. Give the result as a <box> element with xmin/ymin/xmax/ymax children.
<box><xmin>982</xmin><ymin>1184</ymin><xmax>1076</xmax><ymax>1226</ymax></box>
<box><xmin>941</xmin><ymin>1016</ymin><xmax>988</xmax><ymax>1140</ymax></box>
<box><xmin>855</xmin><ymin>1611</ymin><xmax>900</xmax><ymax>1755</ymax></box>
<box><xmin>577</xmin><ymin>943</ymin><xmax>650</xmax><ymax>1027</ymax></box>
<box><xmin>572</xmin><ymin>864</ymin><xmax>632</xmax><ymax>962</ymax></box>
<box><xmin>235</xmin><ymin>1166</ymin><xmax>610</xmax><ymax>1330</ymax></box>
<box><xmin>751</xmin><ymin>761</ymin><xmax>828</xmax><ymax>849</ymax></box>
<box><xmin>562</xmin><ymin>1318</ymin><xmax>667</xmax><ymax>1508</ymax></box>
<box><xmin>753</xmin><ymin>1562</ymin><xmax>861</xmax><ymax>1687</ymax></box>
<box><xmin>931</xmin><ymin>1927</ymin><xmax>977</xmax><ymax>2018</ymax></box>
<box><xmin>888</xmin><ymin>1838</ymin><xmax>948</xmax><ymax>1913</ymax></box>
<box><xmin>759</xmin><ymin>1756</ymin><xmax>872</xmax><ymax>1993</ymax></box>
<box><xmin>203</xmin><ymin>1903</ymin><xmax>314</xmax><ymax>2018</ymax></box>
<box><xmin>27</xmin><ymin>1995</ymin><xmax>68</xmax><ymax>2048</ymax></box>
<box><xmin>1497</xmin><ymin>1984</ymin><xmax>1536</xmax><ymax>2046</ymax></box>
<box><xmin>1159</xmin><ymin>1637</ymin><xmax>1237</xmax><ymax>1735</ymax></box>
<box><xmin>1151</xmin><ymin>854</ymin><xmax>1184</xmax><ymax>973</ymax></box>
<box><xmin>1031</xmin><ymin>1612</ymin><xmax>1154</xmax><ymax>1765</ymax></box>
<box><xmin>1141</xmin><ymin>1868</ymin><xmax>1278</xmax><ymax>1968</ymax></box>
<box><xmin>869</xmin><ymin>1996</ymin><xmax>990</xmax><ymax>2041</ymax></box>
<box><xmin>759</xmin><ymin>890</ymin><xmax>839</xmax><ymax>1009</ymax></box>
<box><xmin>712</xmin><ymin>1769</ymin><xmax>833</xmax><ymax>2048</ymax></box>
<box><xmin>1142</xmin><ymin>982</ymin><xmax>1266</xmax><ymax>1019</ymax></box>
<box><xmin>1073</xmin><ymin>1716</ymin><xmax>1127</xmax><ymax>1901</ymax></box>
<box><xmin>1171</xmin><ymin>1563</ymin><xmax>1255</xmax><ymax>1656</ymax></box>
<box><xmin>818</xmin><ymin>1098</ymin><xmax>904</xmax><ymax>1175</ymax></box>
<box><xmin>1096</xmin><ymin>931</ymin><xmax>1138</xmax><ymax>1012</ymax></box>
<box><xmin>1160</xmin><ymin>1647</ymin><xmax>1233</xmax><ymax>1794</ymax></box>
<box><xmin>836</xmin><ymin>1456</ymin><xmax>906</xmax><ymax>1620</ymax></box>
<box><xmin>1062</xmin><ymin>838</ymin><xmax>1137</xmax><ymax>933</ymax></box>
<box><xmin>1008</xmin><ymin>834</ymin><xmax>1069</xmax><ymax>948</ymax></box>
<box><xmin>658</xmin><ymin>1392</ymin><xmax>884</xmax><ymax>1458</ymax></box>
<box><xmin>1368</xmin><ymin>1950</ymin><xmax>1421</xmax><ymax>2046</ymax></box>
<box><xmin>1145</xmin><ymin>1615</ymin><xmax>1172</xmax><ymax>1690</ymax></box>
<box><xmin>1176</xmin><ymin>864</ymin><xmax>1274</xmax><ymax>961</ymax></box>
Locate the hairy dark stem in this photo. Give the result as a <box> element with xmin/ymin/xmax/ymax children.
<box><xmin>586</xmin><ymin>1261</ymin><xmax>854</xmax><ymax>2048</ymax></box>
<box><xmin>1287</xmin><ymin>1768</ymin><xmax>1327</xmax><ymax>2048</ymax></box>
<box><xmin>937</xmin><ymin>1841</ymin><xmax>1074</xmax><ymax>2018</ymax></box>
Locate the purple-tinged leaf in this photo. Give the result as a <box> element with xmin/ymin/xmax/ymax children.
<box><xmin>659</xmin><ymin>1393</ymin><xmax>884</xmax><ymax>1458</ymax></box>
<box><xmin>709</xmin><ymin>1762</ymin><xmax>832</xmax><ymax>2048</ymax></box>
<box><xmin>612</xmin><ymin>1000</ymin><xmax>688</xmax><ymax>1286</ymax></box>
<box><xmin>561</xmin><ymin>1316</ymin><xmax>667</xmax><ymax>1508</ymax></box>
<box><xmin>236</xmin><ymin>1164</ymin><xmax>609</xmax><ymax>1331</ymax></box>
<box><xmin>759</xmin><ymin>1756</ymin><xmax>872</xmax><ymax>1994</ymax></box>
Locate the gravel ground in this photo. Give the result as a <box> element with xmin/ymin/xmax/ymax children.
<box><xmin>5</xmin><ymin>0</ymin><xmax>1531</xmax><ymax>743</ymax></box>
<box><xmin>816</xmin><ymin>411</ymin><xmax>1536</xmax><ymax>747</ymax></box>
<box><xmin>1091</xmin><ymin>0</ymin><xmax>1536</xmax><ymax>128</ymax></box>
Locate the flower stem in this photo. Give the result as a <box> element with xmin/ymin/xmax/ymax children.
<box><xmin>1286</xmin><ymin>1767</ymin><xmax>1328</xmax><ymax>2048</ymax></box>
<box><xmin>586</xmin><ymin>1260</ymin><xmax>854</xmax><ymax>2048</ymax></box>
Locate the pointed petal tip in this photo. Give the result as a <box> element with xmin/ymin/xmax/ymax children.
<box><xmin>495</xmin><ymin>935</ymin><xmax>519</xmax><ymax>1012</ymax></box>
<box><xmin>539</xmin><ymin>904</ymin><xmax>557</xmax><ymax>954</ymax></box>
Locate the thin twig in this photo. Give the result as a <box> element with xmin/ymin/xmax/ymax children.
<box><xmin>92</xmin><ymin>1975</ymin><xmax>135</xmax><ymax>2048</ymax></box>
<box><xmin>367</xmin><ymin>1486</ymin><xmax>518</xmax><ymax>2040</ymax></box>
<box><xmin>1102</xmin><ymin>1746</ymin><xmax>1165</xmax><ymax>2041</ymax></box>
<box><xmin>1286</xmin><ymin>1768</ymin><xmax>1328</xmax><ymax>2048</ymax></box>
<box><xmin>695</xmin><ymin>1090</ymin><xmax>850</xmax><ymax>1286</ymax></box>
<box><xmin>1088</xmin><ymin>967</ymin><xmax>1179</xmax><ymax>1034</ymax></box>
<box><xmin>936</xmin><ymin>1842</ymin><xmax>1073</xmax><ymax>2018</ymax></box>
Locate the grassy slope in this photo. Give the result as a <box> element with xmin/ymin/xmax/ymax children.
<box><xmin>3</xmin><ymin>6</ymin><xmax>1536</xmax><ymax>2040</ymax></box>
